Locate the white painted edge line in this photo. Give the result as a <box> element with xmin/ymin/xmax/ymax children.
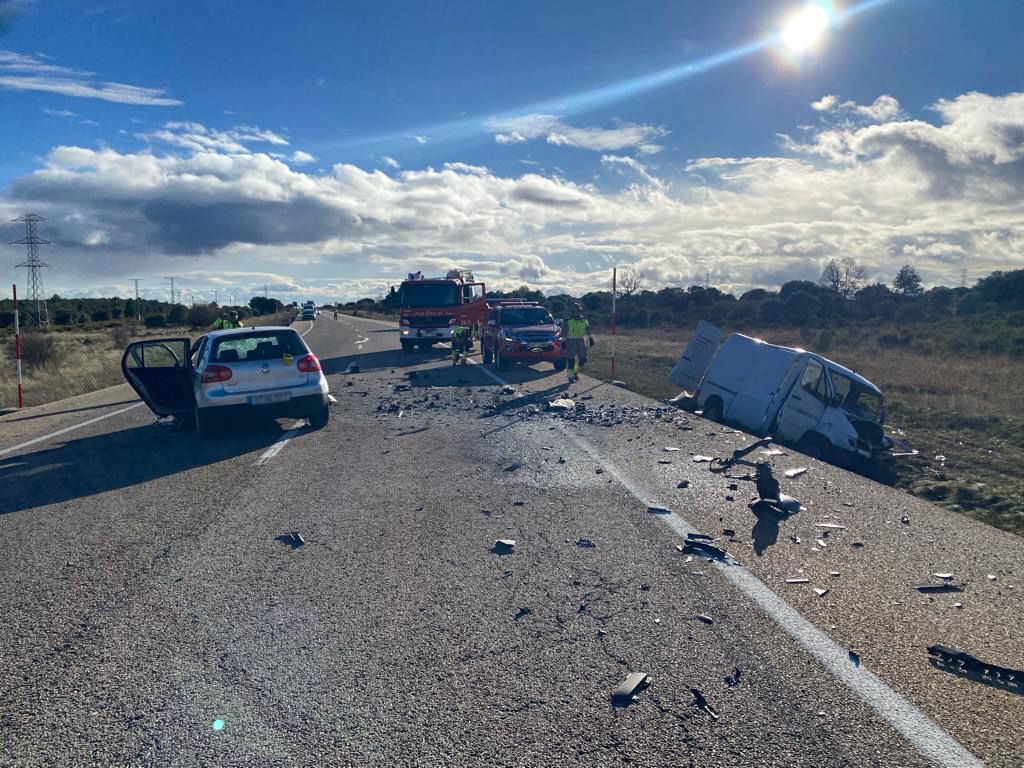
<box><xmin>254</xmin><ymin>420</ymin><xmax>306</xmax><ymax>467</ymax></box>
<box><xmin>354</xmin><ymin>337</ymin><xmax>370</xmax><ymax>345</ymax></box>
<box><xmin>0</xmin><ymin>402</ymin><xmax>145</xmax><ymax>459</ymax></box>
<box><xmin>466</xmin><ymin>355</ymin><xmax>982</xmax><ymax>768</ymax></box>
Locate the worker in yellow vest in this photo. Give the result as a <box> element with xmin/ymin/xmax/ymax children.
<box><xmin>449</xmin><ymin>317</ymin><xmax>471</xmax><ymax>365</ymax></box>
<box><xmin>212</xmin><ymin>310</ymin><xmax>243</xmax><ymax>330</ymax></box>
<box><xmin>563</xmin><ymin>302</ymin><xmax>594</xmax><ymax>383</ymax></box>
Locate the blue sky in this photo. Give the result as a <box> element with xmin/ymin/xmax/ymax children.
<box><xmin>2</xmin><ymin>0</ymin><xmax>1023</xmax><ymax>303</ymax></box>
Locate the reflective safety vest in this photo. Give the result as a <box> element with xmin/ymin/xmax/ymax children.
<box><xmin>565</xmin><ymin>317</ymin><xmax>588</xmax><ymax>338</ymax></box>
<box><xmin>213</xmin><ymin>318</ymin><xmax>242</xmax><ymax>329</ymax></box>
<box><xmin>450</xmin><ymin>324</ymin><xmax>469</xmax><ymax>337</ymax></box>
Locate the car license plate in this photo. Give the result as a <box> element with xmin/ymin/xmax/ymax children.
<box><xmin>248</xmin><ymin>392</ymin><xmax>291</xmax><ymax>405</ymax></box>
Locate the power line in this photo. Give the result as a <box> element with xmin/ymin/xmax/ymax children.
<box><xmin>130</xmin><ymin>279</ymin><xmax>142</xmax><ymax>320</ymax></box>
<box><xmin>165</xmin><ymin>276</ymin><xmax>176</xmax><ymax>305</ymax></box>
<box><xmin>10</xmin><ymin>214</ymin><xmax>52</xmax><ymax>327</ymax></box>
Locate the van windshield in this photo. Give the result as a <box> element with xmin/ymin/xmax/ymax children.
<box><xmin>401</xmin><ymin>283</ymin><xmax>458</xmax><ymax>307</ymax></box>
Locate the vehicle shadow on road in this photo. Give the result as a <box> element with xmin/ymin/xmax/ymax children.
<box><xmin>0</xmin><ymin>421</ymin><xmax>288</xmax><ymax>516</ymax></box>
<box><xmin>0</xmin><ymin>399</ymin><xmax>140</xmax><ymax>424</ymax></box>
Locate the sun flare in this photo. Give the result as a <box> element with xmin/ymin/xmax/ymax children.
<box><xmin>780</xmin><ymin>4</ymin><xmax>832</xmax><ymax>53</ymax></box>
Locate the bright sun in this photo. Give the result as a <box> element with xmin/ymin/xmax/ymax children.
<box><xmin>780</xmin><ymin>4</ymin><xmax>832</xmax><ymax>53</ymax></box>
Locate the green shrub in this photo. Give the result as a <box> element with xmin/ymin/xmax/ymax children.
<box><xmin>144</xmin><ymin>314</ymin><xmax>167</xmax><ymax>328</ymax></box>
<box><xmin>14</xmin><ymin>331</ymin><xmax>57</xmax><ymax>367</ymax></box>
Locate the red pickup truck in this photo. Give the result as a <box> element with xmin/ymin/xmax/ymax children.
<box><xmin>480</xmin><ymin>301</ymin><xmax>565</xmax><ymax>371</ymax></box>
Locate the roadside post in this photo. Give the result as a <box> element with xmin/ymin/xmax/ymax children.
<box><xmin>611</xmin><ymin>267</ymin><xmax>617</xmax><ymax>380</ymax></box>
<box><xmin>13</xmin><ymin>284</ymin><xmax>23</xmax><ymax>408</ymax></box>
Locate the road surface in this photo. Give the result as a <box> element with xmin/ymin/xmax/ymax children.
<box><xmin>1</xmin><ymin>313</ymin><xmax>1021</xmax><ymax>767</ymax></box>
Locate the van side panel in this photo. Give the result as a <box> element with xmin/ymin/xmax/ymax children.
<box><xmin>725</xmin><ymin>344</ymin><xmax>799</xmax><ymax>431</ymax></box>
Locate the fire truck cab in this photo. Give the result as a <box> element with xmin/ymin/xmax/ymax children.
<box><xmin>397</xmin><ymin>270</ymin><xmax>487</xmax><ymax>353</ymax></box>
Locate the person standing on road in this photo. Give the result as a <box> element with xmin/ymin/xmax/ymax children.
<box><xmin>212</xmin><ymin>310</ymin><xmax>243</xmax><ymax>330</ymax></box>
<box><xmin>449</xmin><ymin>317</ymin><xmax>471</xmax><ymax>365</ymax></box>
<box><xmin>563</xmin><ymin>302</ymin><xmax>594</xmax><ymax>383</ymax></box>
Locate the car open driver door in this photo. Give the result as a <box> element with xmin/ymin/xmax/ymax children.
<box><xmin>121</xmin><ymin>338</ymin><xmax>195</xmax><ymax>417</ymax></box>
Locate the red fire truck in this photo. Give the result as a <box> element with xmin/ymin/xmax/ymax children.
<box><xmin>396</xmin><ymin>270</ymin><xmax>488</xmax><ymax>353</ymax></box>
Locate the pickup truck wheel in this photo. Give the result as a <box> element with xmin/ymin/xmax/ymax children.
<box><xmin>482</xmin><ymin>348</ymin><xmax>493</xmax><ymax>365</ymax></box>
<box><xmin>496</xmin><ymin>347</ymin><xmax>509</xmax><ymax>371</ymax></box>
<box><xmin>401</xmin><ymin>341</ymin><xmax>414</xmax><ymax>354</ymax></box>
<box><xmin>702</xmin><ymin>397</ymin><xmax>724</xmax><ymax>423</ymax></box>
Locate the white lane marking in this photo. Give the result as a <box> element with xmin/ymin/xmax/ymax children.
<box><xmin>299</xmin><ymin>323</ymin><xmax>314</xmax><ymax>338</ymax></box>
<box><xmin>254</xmin><ymin>421</ymin><xmax>306</xmax><ymax>466</ymax></box>
<box><xmin>0</xmin><ymin>402</ymin><xmax>144</xmax><ymax>459</ymax></box>
<box><xmin>465</xmin><ymin>358</ymin><xmax>982</xmax><ymax>768</ymax></box>
<box><xmin>354</xmin><ymin>337</ymin><xmax>370</xmax><ymax>345</ymax></box>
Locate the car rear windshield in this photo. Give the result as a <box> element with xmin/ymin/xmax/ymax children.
<box><xmin>501</xmin><ymin>308</ymin><xmax>553</xmax><ymax>326</ymax></box>
<box><xmin>212</xmin><ymin>331</ymin><xmax>308</xmax><ymax>363</ymax></box>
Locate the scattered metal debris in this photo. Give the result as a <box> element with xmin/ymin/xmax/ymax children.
<box><xmin>816</xmin><ymin>522</ymin><xmax>846</xmax><ymax>530</ymax></box>
<box><xmin>784</xmin><ymin>467</ymin><xmax>808</xmax><ymax>478</ymax></box>
<box><xmin>612</xmin><ymin>672</ymin><xmax>650</xmax><ymax>706</ymax></box>
<box><xmin>611</xmin><ymin>380</ymin><xmax>627</xmax><ymax>388</ymax></box>
<box><xmin>830</xmin><ymin>571</ymin><xmax>841</xmax><ymax>577</ymax></box>
<box><xmin>647</xmin><ymin>505</ymin><xmax>673</xmax><ymax>515</ymax></box>
<box><xmin>501</xmin><ymin>385</ymin><xmax>517</xmax><ymax>395</ymax></box>
<box><xmin>492</xmin><ymin>539</ymin><xmax>516</xmax><ymax>555</ymax></box>
<box><xmin>664</xmin><ymin>446</ymin><xmax>682</xmax><ymax>452</ymax></box>
<box><xmin>933</xmin><ymin>573</ymin><xmax>954</xmax><ymax>580</ymax></box>
<box><xmin>275</xmin><ymin>532</ymin><xmax>305</xmax><ymax>549</ymax></box>
<box><xmin>696</xmin><ymin>614</ymin><xmax>714</xmax><ymax>625</ymax></box>
<box><xmin>690</xmin><ymin>688</ymin><xmax>719</xmax><ymax>720</ymax></box>
<box><xmin>504</xmin><ymin>463</ymin><xmax>523</xmax><ymax>473</ymax></box>
<box><xmin>723</xmin><ymin>528</ymin><xmax>736</xmax><ymax>537</ymax></box>
<box><xmin>658</xmin><ymin>460</ymin><xmax>673</xmax><ymax>465</ymax></box>
<box><xmin>900</xmin><ymin>516</ymin><xmax>911</xmax><ymax>525</ymax></box>
<box><xmin>814</xmin><ymin>588</ymin><xmax>829</xmax><ymax>597</ymax></box>
<box><xmin>692</xmin><ymin>455</ymin><xmax>714</xmax><ymax>463</ymax></box>
<box><xmin>683</xmin><ymin>539</ymin><xmax>727</xmax><ymax>560</ymax></box>
<box><xmin>677</xmin><ymin>480</ymin><xmax>690</xmax><ymax>489</ymax></box>
<box><xmin>815</xmin><ymin>539</ymin><xmax>827</xmax><ymax>548</ymax></box>
<box><xmin>725</xmin><ymin>668</ymin><xmax>742</xmax><ymax>688</ymax></box>
<box><xmin>513</xmin><ymin>500</ymin><xmax>525</xmax><ymax>507</ymax></box>
<box><xmin>344</xmin><ymin>364</ymin><xmax>360</xmax><ymax>374</ymax></box>
<box><xmin>786</xmin><ymin>578</ymin><xmax>810</xmax><ymax>584</ymax></box>
<box><xmin>576</xmin><ymin>538</ymin><xmax>596</xmax><ymax>548</ymax></box>
<box><xmin>687</xmin><ymin>532</ymin><xmax>714</xmax><ymax>541</ymax></box>
<box><xmin>514</xmin><ymin>607</ymin><xmax>532</xmax><ymax>621</ymax></box>
<box><xmin>849</xmin><ymin>650</ymin><xmax>861</xmax><ymax>667</ymax></box>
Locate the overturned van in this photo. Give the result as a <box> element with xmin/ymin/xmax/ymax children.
<box><xmin>669</xmin><ymin>321</ymin><xmax>901</xmax><ymax>467</ymax></box>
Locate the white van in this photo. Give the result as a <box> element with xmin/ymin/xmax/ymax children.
<box><xmin>670</xmin><ymin>321</ymin><xmax>891</xmax><ymax>466</ymax></box>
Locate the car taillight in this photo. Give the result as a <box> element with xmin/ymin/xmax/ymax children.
<box><xmin>297</xmin><ymin>353</ymin><xmax>321</xmax><ymax>373</ymax></box>
<box><xmin>201</xmin><ymin>365</ymin><xmax>232</xmax><ymax>384</ymax></box>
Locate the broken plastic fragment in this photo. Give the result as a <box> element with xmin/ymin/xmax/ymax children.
<box><xmin>690</xmin><ymin>688</ymin><xmax>718</xmax><ymax>720</ymax></box>
<box><xmin>647</xmin><ymin>505</ymin><xmax>673</xmax><ymax>515</ymax></box>
<box><xmin>933</xmin><ymin>573</ymin><xmax>954</xmax><ymax>580</ymax></box>
<box><xmin>576</xmin><ymin>538</ymin><xmax>596</xmax><ymax>548</ymax></box>
<box><xmin>664</xmin><ymin>446</ymin><xmax>681</xmax><ymax>452</ymax></box>
<box><xmin>692</xmin><ymin>455</ymin><xmax>714</xmax><ymax>463</ymax></box>
<box><xmin>785</xmin><ymin>467</ymin><xmax>808</xmax><ymax>478</ymax></box>
<box><xmin>915</xmin><ymin>583</ymin><xmax>962</xmax><ymax>593</ymax></box>
<box><xmin>786</xmin><ymin>578</ymin><xmax>810</xmax><ymax>584</ymax></box>
<box><xmin>816</xmin><ymin>522</ymin><xmax>846</xmax><ymax>529</ymax></box>
<box><xmin>612</xmin><ymin>672</ymin><xmax>650</xmax><ymax>706</ymax></box>
<box><xmin>547</xmin><ymin>398</ymin><xmax>575</xmax><ymax>411</ymax></box>
<box><xmin>814</xmin><ymin>588</ymin><xmax>829</xmax><ymax>597</ymax></box>
<box><xmin>492</xmin><ymin>539</ymin><xmax>516</xmax><ymax>554</ymax></box>
<box><xmin>696</xmin><ymin>614</ymin><xmax>714</xmax><ymax>625</ymax></box>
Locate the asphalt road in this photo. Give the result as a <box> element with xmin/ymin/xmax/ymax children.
<box><xmin>1</xmin><ymin>314</ymin><xmax>1021</xmax><ymax>767</ymax></box>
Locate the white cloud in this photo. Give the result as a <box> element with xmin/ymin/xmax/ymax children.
<box><xmin>381</xmin><ymin>155</ymin><xmax>401</xmax><ymax>169</ymax></box>
<box><xmin>811</xmin><ymin>94</ymin><xmax>838</xmax><ymax>111</ymax></box>
<box><xmin>138</xmin><ymin>121</ymin><xmax>290</xmax><ymax>153</ymax></box>
<box><xmin>0</xmin><ymin>49</ymin><xmax>181</xmax><ymax>106</ymax></box>
<box><xmin>290</xmin><ymin>150</ymin><xmax>316</xmax><ymax>164</ymax></box>
<box><xmin>409</xmin><ymin>134</ymin><xmax>427</xmax><ymax>145</ymax></box>
<box><xmin>810</xmin><ymin>93</ymin><xmax>904</xmax><ymax>123</ymax></box>
<box><xmin>485</xmin><ymin>114</ymin><xmax>668</xmax><ymax>153</ymax></box>
<box><xmin>5</xmin><ymin>89</ymin><xmax>1024</xmax><ymax>299</ymax></box>
<box><xmin>42</xmin><ymin>108</ymin><xmax>77</xmax><ymax>118</ymax></box>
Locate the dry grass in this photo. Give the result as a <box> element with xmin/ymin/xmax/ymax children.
<box><xmin>585</xmin><ymin>325</ymin><xmax>1024</xmax><ymax>536</ymax></box>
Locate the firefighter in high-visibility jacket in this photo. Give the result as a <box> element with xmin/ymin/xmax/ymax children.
<box><xmin>449</xmin><ymin>317</ymin><xmax>471</xmax><ymax>365</ymax></box>
<box><xmin>212</xmin><ymin>310</ymin><xmax>243</xmax><ymax>330</ymax></box>
<box><xmin>563</xmin><ymin>302</ymin><xmax>594</xmax><ymax>383</ymax></box>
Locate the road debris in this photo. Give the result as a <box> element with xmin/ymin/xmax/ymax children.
<box><xmin>849</xmin><ymin>650</ymin><xmax>861</xmax><ymax>667</ymax></box>
<box><xmin>755</xmin><ymin>464</ymin><xmax>781</xmax><ymax>501</ymax></box>
<box><xmin>492</xmin><ymin>539</ymin><xmax>516</xmax><ymax>555</ymax></box>
<box><xmin>611</xmin><ymin>380</ymin><xmax>627</xmax><ymax>387</ymax></box>
<box><xmin>664</xmin><ymin>446</ymin><xmax>682</xmax><ymax>452</ymax></box>
<box><xmin>786</xmin><ymin>578</ymin><xmax>810</xmax><ymax>584</ymax></box>
<box><xmin>814</xmin><ymin>588</ymin><xmax>829</xmax><ymax>597</ymax></box>
<box><xmin>647</xmin><ymin>505</ymin><xmax>673</xmax><ymax>515</ymax></box>
<box><xmin>504</xmin><ymin>463</ymin><xmax>523</xmax><ymax>473</ymax></box>
<box><xmin>514</xmin><ymin>607</ymin><xmax>532</xmax><ymax>621</ymax></box>
<box><xmin>576</xmin><ymin>538</ymin><xmax>596</xmax><ymax>548</ymax></box>
<box><xmin>696</xmin><ymin>614</ymin><xmax>714</xmax><ymax>625</ymax></box>
<box><xmin>275</xmin><ymin>532</ymin><xmax>305</xmax><ymax>549</ymax></box>
<box><xmin>690</xmin><ymin>688</ymin><xmax>719</xmax><ymax>720</ymax></box>
<box><xmin>687</xmin><ymin>532</ymin><xmax>714</xmax><ymax>541</ymax></box>
<box><xmin>988</xmin><ymin>574</ymin><xmax>997</xmax><ymax>581</ymax></box>
<box><xmin>830</xmin><ymin>571</ymin><xmax>841</xmax><ymax>577</ymax></box>
<box><xmin>546</xmin><ymin>398</ymin><xmax>575</xmax><ymax>411</ymax></box>
<box><xmin>723</xmin><ymin>528</ymin><xmax>736</xmax><ymax>537</ymax></box>
<box><xmin>815</xmin><ymin>539</ymin><xmax>827</xmax><ymax>548</ymax></box>
<box><xmin>933</xmin><ymin>573</ymin><xmax>954</xmax><ymax>580</ymax></box>
<box><xmin>658</xmin><ymin>460</ymin><xmax>673</xmax><ymax>465</ymax></box>
<box><xmin>692</xmin><ymin>455</ymin><xmax>714</xmax><ymax>463</ymax></box>
<box><xmin>501</xmin><ymin>385</ymin><xmax>516</xmax><ymax>395</ymax></box>
<box><xmin>344</xmin><ymin>363</ymin><xmax>360</xmax><ymax>373</ymax></box>
<box><xmin>760</xmin><ymin>447</ymin><xmax>785</xmax><ymax>456</ymax></box>
<box><xmin>683</xmin><ymin>539</ymin><xmax>728</xmax><ymax>560</ymax></box>
<box><xmin>784</xmin><ymin>467</ymin><xmax>808</xmax><ymax>478</ymax></box>
<box><xmin>612</xmin><ymin>672</ymin><xmax>650</xmax><ymax>706</ymax></box>
<box><xmin>816</xmin><ymin>522</ymin><xmax>846</xmax><ymax>530</ymax></box>
<box><xmin>677</xmin><ymin>480</ymin><xmax>690</xmax><ymax>489</ymax></box>
<box><xmin>725</xmin><ymin>668</ymin><xmax>742</xmax><ymax>688</ymax></box>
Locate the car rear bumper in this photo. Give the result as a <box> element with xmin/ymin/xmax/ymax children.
<box><xmin>201</xmin><ymin>392</ymin><xmax>328</xmax><ymax>421</ymax></box>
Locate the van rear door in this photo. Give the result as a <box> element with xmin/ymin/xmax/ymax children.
<box><xmin>668</xmin><ymin>320</ymin><xmax>722</xmax><ymax>392</ymax></box>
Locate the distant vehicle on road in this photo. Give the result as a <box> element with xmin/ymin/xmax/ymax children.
<box><xmin>300</xmin><ymin>306</ymin><xmax>316</xmax><ymax>321</ymax></box>
<box><xmin>669</xmin><ymin>320</ymin><xmax>900</xmax><ymax>467</ymax></box>
<box><xmin>480</xmin><ymin>300</ymin><xmax>565</xmax><ymax>371</ymax></box>
<box><xmin>394</xmin><ymin>269</ymin><xmax>487</xmax><ymax>353</ymax></box>
<box><xmin>122</xmin><ymin>327</ymin><xmax>330</xmax><ymax>436</ymax></box>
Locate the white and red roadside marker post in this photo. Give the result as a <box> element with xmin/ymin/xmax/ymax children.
<box><xmin>610</xmin><ymin>267</ymin><xmax>617</xmax><ymax>381</ymax></box>
<box><xmin>12</xmin><ymin>284</ymin><xmax>23</xmax><ymax>409</ymax></box>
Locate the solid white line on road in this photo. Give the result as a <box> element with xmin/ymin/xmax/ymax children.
<box><xmin>354</xmin><ymin>337</ymin><xmax>370</xmax><ymax>345</ymax></box>
<box><xmin>0</xmin><ymin>402</ymin><xmax>145</xmax><ymax>459</ymax></box>
<box><xmin>254</xmin><ymin>420</ymin><xmax>306</xmax><ymax>466</ymax></box>
<box><xmin>466</xmin><ymin>355</ymin><xmax>982</xmax><ymax>768</ymax></box>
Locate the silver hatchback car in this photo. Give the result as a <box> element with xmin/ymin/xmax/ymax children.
<box><xmin>122</xmin><ymin>326</ymin><xmax>330</xmax><ymax>436</ymax></box>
